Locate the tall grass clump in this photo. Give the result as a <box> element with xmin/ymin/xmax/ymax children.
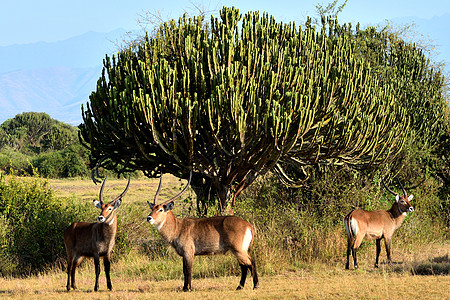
<box><xmin>0</xmin><ymin>175</ymin><xmax>91</xmax><ymax>276</ymax></box>
<box><xmin>235</xmin><ymin>166</ymin><xmax>448</xmax><ymax>273</ymax></box>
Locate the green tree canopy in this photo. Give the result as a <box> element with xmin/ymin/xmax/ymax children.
<box><xmin>80</xmin><ymin>7</ymin><xmax>408</xmax><ymax>214</ymax></box>
<box><xmin>0</xmin><ymin>112</ymin><xmax>78</xmax><ymax>153</ymax></box>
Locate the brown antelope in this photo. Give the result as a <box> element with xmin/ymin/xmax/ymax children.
<box><xmin>63</xmin><ymin>176</ymin><xmax>130</xmax><ymax>291</ymax></box>
<box><xmin>344</xmin><ymin>177</ymin><xmax>414</xmax><ymax>269</ymax></box>
<box><xmin>146</xmin><ymin>171</ymin><xmax>259</xmax><ymax>291</ymax></box>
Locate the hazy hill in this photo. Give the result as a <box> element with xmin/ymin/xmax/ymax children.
<box><xmin>0</xmin><ymin>66</ymin><xmax>101</xmax><ymax>125</ymax></box>
<box><xmin>0</xmin><ymin>29</ymin><xmax>124</xmax><ymax>73</ymax></box>
<box><xmin>0</xmin><ymin>29</ymin><xmax>125</xmax><ymax>125</ymax></box>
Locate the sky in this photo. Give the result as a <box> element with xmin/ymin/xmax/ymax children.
<box><xmin>2</xmin><ymin>0</ymin><xmax>450</xmax><ymax>46</ymax></box>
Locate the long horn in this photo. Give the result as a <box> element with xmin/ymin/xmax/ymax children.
<box><xmin>113</xmin><ymin>175</ymin><xmax>131</xmax><ymax>202</ymax></box>
<box><xmin>381</xmin><ymin>176</ymin><xmax>397</xmax><ymax>196</ymax></box>
<box><xmin>154</xmin><ymin>172</ymin><xmax>163</xmax><ymax>205</ymax></box>
<box><xmin>396</xmin><ymin>178</ymin><xmax>408</xmax><ymax>197</ymax></box>
<box><xmin>161</xmin><ymin>171</ymin><xmax>192</xmax><ymax>205</ymax></box>
<box><xmin>99</xmin><ymin>176</ymin><xmax>108</xmax><ymax>204</ymax></box>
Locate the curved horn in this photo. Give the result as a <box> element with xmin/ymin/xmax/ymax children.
<box><xmin>381</xmin><ymin>176</ymin><xmax>397</xmax><ymax>196</ymax></box>
<box><xmin>113</xmin><ymin>175</ymin><xmax>131</xmax><ymax>202</ymax></box>
<box><xmin>161</xmin><ymin>171</ymin><xmax>192</xmax><ymax>205</ymax></box>
<box><xmin>99</xmin><ymin>176</ymin><xmax>108</xmax><ymax>204</ymax></box>
<box><xmin>396</xmin><ymin>178</ymin><xmax>408</xmax><ymax>197</ymax></box>
<box><xmin>154</xmin><ymin>172</ymin><xmax>163</xmax><ymax>205</ymax></box>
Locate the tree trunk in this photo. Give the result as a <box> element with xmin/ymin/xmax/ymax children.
<box><xmin>189</xmin><ymin>174</ymin><xmax>234</xmax><ymax>216</ymax></box>
<box><xmin>190</xmin><ymin>175</ymin><xmax>217</xmax><ymax>216</ymax></box>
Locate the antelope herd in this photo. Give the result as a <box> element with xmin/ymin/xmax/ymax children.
<box><xmin>64</xmin><ymin>173</ymin><xmax>415</xmax><ymax>292</ymax></box>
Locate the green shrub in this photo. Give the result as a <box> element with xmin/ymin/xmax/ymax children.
<box><xmin>31</xmin><ymin>144</ymin><xmax>89</xmax><ymax>178</ymax></box>
<box><xmin>0</xmin><ymin>147</ymin><xmax>32</xmax><ymax>175</ymax></box>
<box><xmin>0</xmin><ymin>175</ymin><xmax>91</xmax><ymax>276</ymax></box>
<box><xmin>236</xmin><ymin>167</ymin><xmax>448</xmax><ymax>270</ymax></box>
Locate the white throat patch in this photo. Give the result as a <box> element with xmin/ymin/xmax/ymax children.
<box><xmin>106</xmin><ymin>214</ymin><xmax>115</xmax><ymax>225</ymax></box>
<box><xmin>156</xmin><ymin>219</ymin><xmax>166</xmax><ymax>232</ymax></box>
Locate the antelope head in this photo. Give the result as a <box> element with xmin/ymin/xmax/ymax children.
<box><xmin>94</xmin><ymin>176</ymin><xmax>131</xmax><ymax>224</ymax></box>
<box><xmin>147</xmin><ymin>171</ymin><xmax>192</xmax><ymax>229</ymax></box>
<box><xmin>382</xmin><ymin>177</ymin><xmax>414</xmax><ymax>215</ymax></box>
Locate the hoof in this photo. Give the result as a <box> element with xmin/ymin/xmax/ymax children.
<box><xmin>236</xmin><ymin>285</ymin><xmax>244</xmax><ymax>290</ymax></box>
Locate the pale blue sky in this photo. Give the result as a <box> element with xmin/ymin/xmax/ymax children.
<box><xmin>1</xmin><ymin>0</ymin><xmax>450</xmax><ymax>46</ymax></box>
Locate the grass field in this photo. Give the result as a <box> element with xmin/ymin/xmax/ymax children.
<box><xmin>0</xmin><ymin>260</ymin><xmax>448</xmax><ymax>299</ymax></box>
<box><xmin>1</xmin><ymin>177</ymin><xmax>448</xmax><ymax>299</ymax></box>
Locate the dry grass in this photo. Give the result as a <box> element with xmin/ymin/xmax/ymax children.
<box><xmin>48</xmin><ymin>175</ymin><xmax>189</xmax><ymax>205</ymax></box>
<box><xmin>0</xmin><ymin>265</ymin><xmax>448</xmax><ymax>299</ymax></box>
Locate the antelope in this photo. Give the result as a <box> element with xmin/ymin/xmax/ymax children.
<box><xmin>146</xmin><ymin>171</ymin><xmax>259</xmax><ymax>291</ymax></box>
<box><xmin>63</xmin><ymin>176</ymin><xmax>130</xmax><ymax>291</ymax></box>
<box><xmin>344</xmin><ymin>177</ymin><xmax>414</xmax><ymax>269</ymax></box>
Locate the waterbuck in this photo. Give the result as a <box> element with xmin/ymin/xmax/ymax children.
<box><xmin>344</xmin><ymin>177</ymin><xmax>414</xmax><ymax>269</ymax></box>
<box><xmin>63</xmin><ymin>176</ymin><xmax>130</xmax><ymax>291</ymax></box>
<box><xmin>146</xmin><ymin>171</ymin><xmax>259</xmax><ymax>291</ymax></box>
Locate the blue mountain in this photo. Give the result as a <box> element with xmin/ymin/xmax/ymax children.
<box><xmin>0</xmin><ymin>29</ymin><xmax>126</xmax><ymax>125</ymax></box>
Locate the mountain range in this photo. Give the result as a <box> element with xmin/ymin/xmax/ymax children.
<box><xmin>0</xmin><ymin>29</ymin><xmax>125</xmax><ymax>125</ymax></box>
<box><xmin>1</xmin><ymin>14</ymin><xmax>449</xmax><ymax>126</ymax></box>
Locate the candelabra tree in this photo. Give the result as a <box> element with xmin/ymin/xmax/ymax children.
<box><xmin>79</xmin><ymin>7</ymin><xmax>408</xmax><ymax>214</ymax></box>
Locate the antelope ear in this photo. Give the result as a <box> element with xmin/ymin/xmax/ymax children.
<box><xmin>113</xmin><ymin>199</ymin><xmax>122</xmax><ymax>209</ymax></box>
<box><xmin>93</xmin><ymin>200</ymin><xmax>102</xmax><ymax>209</ymax></box>
<box><xmin>408</xmin><ymin>194</ymin><xmax>414</xmax><ymax>201</ymax></box>
<box><xmin>147</xmin><ymin>201</ymin><xmax>154</xmax><ymax>210</ymax></box>
<box><xmin>395</xmin><ymin>195</ymin><xmax>400</xmax><ymax>202</ymax></box>
<box><xmin>164</xmin><ymin>201</ymin><xmax>174</xmax><ymax>211</ymax></box>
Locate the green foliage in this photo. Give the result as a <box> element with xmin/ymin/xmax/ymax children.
<box><xmin>80</xmin><ymin>6</ymin><xmax>408</xmax><ymax>213</ymax></box>
<box><xmin>0</xmin><ymin>113</ymin><xmax>90</xmax><ymax>178</ymax></box>
<box><xmin>0</xmin><ymin>176</ymin><xmax>91</xmax><ymax>276</ymax></box>
<box><xmin>30</xmin><ymin>144</ymin><xmax>89</xmax><ymax>178</ymax></box>
<box><xmin>348</xmin><ymin>24</ymin><xmax>448</xmax><ymax>149</ymax></box>
<box><xmin>0</xmin><ymin>112</ymin><xmax>77</xmax><ymax>154</ymax></box>
<box><xmin>0</xmin><ymin>146</ymin><xmax>32</xmax><ymax>176</ymax></box>
<box><xmin>236</xmin><ymin>168</ymin><xmax>448</xmax><ymax>269</ymax></box>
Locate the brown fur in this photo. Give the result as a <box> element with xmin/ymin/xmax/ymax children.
<box><xmin>344</xmin><ymin>194</ymin><xmax>414</xmax><ymax>269</ymax></box>
<box><xmin>64</xmin><ymin>178</ymin><xmax>129</xmax><ymax>291</ymax></box>
<box><xmin>147</xmin><ymin>202</ymin><xmax>259</xmax><ymax>291</ymax></box>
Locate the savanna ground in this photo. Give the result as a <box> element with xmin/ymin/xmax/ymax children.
<box><xmin>1</xmin><ymin>177</ymin><xmax>448</xmax><ymax>299</ymax></box>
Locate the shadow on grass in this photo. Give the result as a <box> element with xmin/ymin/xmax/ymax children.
<box><xmin>392</xmin><ymin>254</ymin><xmax>450</xmax><ymax>275</ymax></box>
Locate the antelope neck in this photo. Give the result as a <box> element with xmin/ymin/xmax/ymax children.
<box><xmin>158</xmin><ymin>212</ymin><xmax>179</xmax><ymax>242</ymax></box>
<box><xmin>103</xmin><ymin>210</ymin><xmax>116</xmax><ymax>225</ymax></box>
<box><xmin>389</xmin><ymin>202</ymin><xmax>406</xmax><ymax>221</ymax></box>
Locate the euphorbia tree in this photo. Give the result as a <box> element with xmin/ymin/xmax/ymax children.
<box><xmin>79</xmin><ymin>7</ymin><xmax>407</xmax><ymax>214</ymax></box>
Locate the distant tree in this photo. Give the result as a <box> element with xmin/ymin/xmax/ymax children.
<box><xmin>80</xmin><ymin>7</ymin><xmax>408</xmax><ymax>214</ymax></box>
<box><xmin>41</xmin><ymin>123</ymin><xmax>78</xmax><ymax>151</ymax></box>
<box><xmin>0</xmin><ymin>112</ymin><xmax>88</xmax><ymax>178</ymax></box>
<box><xmin>0</xmin><ymin>112</ymin><xmax>77</xmax><ymax>153</ymax></box>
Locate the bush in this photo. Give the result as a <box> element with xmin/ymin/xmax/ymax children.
<box><xmin>235</xmin><ymin>166</ymin><xmax>448</xmax><ymax>271</ymax></box>
<box><xmin>0</xmin><ymin>147</ymin><xmax>32</xmax><ymax>175</ymax></box>
<box><xmin>0</xmin><ymin>175</ymin><xmax>91</xmax><ymax>276</ymax></box>
<box><xmin>30</xmin><ymin>144</ymin><xmax>89</xmax><ymax>178</ymax></box>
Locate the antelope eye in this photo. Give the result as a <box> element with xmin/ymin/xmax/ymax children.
<box><xmin>158</xmin><ymin>208</ymin><xmax>163</xmax><ymax>213</ymax></box>
<box><xmin>400</xmin><ymin>200</ymin><xmax>405</xmax><ymax>204</ymax></box>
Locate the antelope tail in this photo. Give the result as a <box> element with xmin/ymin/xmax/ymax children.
<box><xmin>344</xmin><ymin>213</ymin><xmax>355</xmax><ymax>244</ymax></box>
